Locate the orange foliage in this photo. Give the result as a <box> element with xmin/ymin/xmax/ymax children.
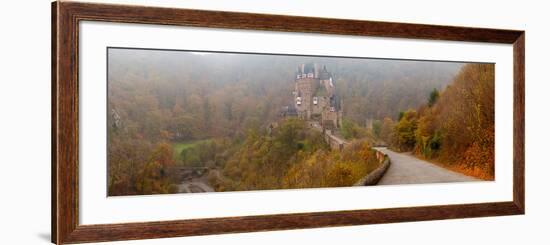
<box><xmin>389</xmin><ymin>64</ymin><xmax>495</xmax><ymax>180</ymax></box>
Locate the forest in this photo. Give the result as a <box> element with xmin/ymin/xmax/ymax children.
<box><xmin>377</xmin><ymin>63</ymin><xmax>495</xmax><ymax>180</ymax></box>
<box><xmin>107</xmin><ymin>48</ymin><xmax>493</xmax><ymax>196</ymax></box>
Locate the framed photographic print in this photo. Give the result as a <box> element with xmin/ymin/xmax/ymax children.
<box><xmin>52</xmin><ymin>1</ymin><xmax>525</xmax><ymax>244</ymax></box>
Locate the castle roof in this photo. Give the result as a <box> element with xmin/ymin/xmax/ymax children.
<box><xmin>319</xmin><ymin>65</ymin><xmax>332</xmax><ymax>80</ymax></box>
<box><xmin>303</xmin><ymin>63</ymin><xmax>315</xmax><ymax>74</ymax></box>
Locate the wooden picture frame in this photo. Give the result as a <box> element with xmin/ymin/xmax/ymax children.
<box><xmin>52</xmin><ymin>1</ymin><xmax>525</xmax><ymax>244</ymax></box>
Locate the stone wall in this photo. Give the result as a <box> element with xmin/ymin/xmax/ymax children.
<box><xmin>322</xmin><ymin>110</ymin><xmax>339</xmax><ymax>129</ymax></box>
<box><xmin>353</xmin><ymin>149</ymin><xmax>391</xmax><ymax>186</ymax></box>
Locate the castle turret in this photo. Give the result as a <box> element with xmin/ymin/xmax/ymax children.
<box><xmin>294</xmin><ymin>63</ymin><xmax>318</xmax><ymax>120</ymax></box>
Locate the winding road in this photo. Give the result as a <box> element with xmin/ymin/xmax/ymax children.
<box><xmin>178</xmin><ymin>179</ymin><xmax>214</xmax><ymax>193</ymax></box>
<box><xmin>375</xmin><ymin>147</ymin><xmax>479</xmax><ymax>185</ymax></box>
<box><xmin>178</xmin><ymin>175</ymin><xmax>215</xmax><ymax>193</ymax></box>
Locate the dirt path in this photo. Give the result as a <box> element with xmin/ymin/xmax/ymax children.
<box><xmin>375</xmin><ymin>147</ymin><xmax>479</xmax><ymax>185</ymax></box>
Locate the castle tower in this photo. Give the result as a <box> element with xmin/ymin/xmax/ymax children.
<box><xmin>294</xmin><ymin>63</ymin><xmax>318</xmax><ymax>120</ymax></box>
<box><xmin>291</xmin><ymin>63</ymin><xmax>342</xmax><ymax>130</ymax></box>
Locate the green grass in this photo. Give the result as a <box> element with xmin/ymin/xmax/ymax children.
<box><xmin>172</xmin><ymin>139</ymin><xmax>211</xmax><ymax>160</ymax></box>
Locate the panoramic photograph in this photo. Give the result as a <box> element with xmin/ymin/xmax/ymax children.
<box><xmin>107</xmin><ymin>48</ymin><xmax>495</xmax><ymax>196</ymax></box>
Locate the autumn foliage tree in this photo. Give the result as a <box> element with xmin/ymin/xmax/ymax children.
<box><xmin>214</xmin><ymin>119</ymin><xmax>381</xmax><ymax>191</ymax></box>
<box><xmin>393</xmin><ymin>110</ymin><xmax>418</xmax><ymax>151</ymax></box>
<box><xmin>282</xmin><ymin>140</ymin><xmax>381</xmax><ymax>188</ymax></box>
<box><xmin>108</xmin><ymin>138</ymin><xmax>179</xmax><ymax>195</ymax></box>
<box><xmin>387</xmin><ymin>64</ymin><xmax>495</xmax><ymax>180</ymax></box>
<box><xmin>433</xmin><ymin>63</ymin><xmax>495</xmax><ymax>179</ymax></box>
<box><xmin>135</xmin><ymin>143</ymin><xmax>178</xmax><ymax>195</ymax></box>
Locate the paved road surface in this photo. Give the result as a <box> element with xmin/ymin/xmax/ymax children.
<box><xmin>178</xmin><ymin>180</ymin><xmax>214</xmax><ymax>193</ymax></box>
<box><xmin>178</xmin><ymin>177</ymin><xmax>214</xmax><ymax>193</ymax></box>
<box><xmin>375</xmin><ymin>147</ymin><xmax>479</xmax><ymax>185</ymax></box>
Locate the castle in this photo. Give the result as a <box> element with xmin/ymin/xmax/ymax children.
<box><xmin>283</xmin><ymin>63</ymin><xmax>343</xmax><ymax>130</ymax></box>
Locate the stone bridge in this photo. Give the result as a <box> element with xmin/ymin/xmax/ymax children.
<box><xmin>324</xmin><ymin>129</ymin><xmax>348</xmax><ymax>151</ymax></box>
<box><xmin>308</xmin><ymin>121</ymin><xmax>348</xmax><ymax>151</ymax></box>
